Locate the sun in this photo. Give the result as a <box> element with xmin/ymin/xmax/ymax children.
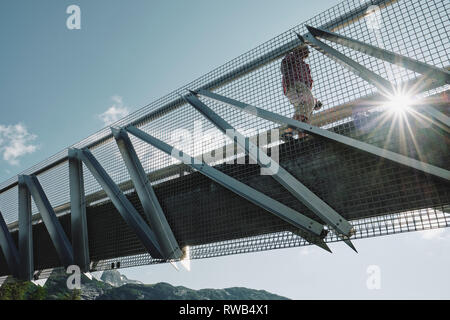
<box><xmin>385</xmin><ymin>93</ymin><xmax>413</xmax><ymax>114</ymax></box>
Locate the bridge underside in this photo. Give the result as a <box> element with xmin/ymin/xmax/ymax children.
<box><xmin>0</xmin><ymin>105</ymin><xmax>448</xmax><ymax>276</ymax></box>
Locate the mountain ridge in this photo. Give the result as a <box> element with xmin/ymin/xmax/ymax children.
<box><xmin>0</xmin><ymin>269</ymin><xmax>289</xmax><ymax>300</ymax></box>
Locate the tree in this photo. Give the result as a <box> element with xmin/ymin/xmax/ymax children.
<box><xmin>0</xmin><ymin>280</ymin><xmax>30</xmax><ymax>300</ymax></box>
<box><xmin>61</xmin><ymin>289</ymin><xmax>82</xmax><ymax>300</ymax></box>
<box><xmin>29</xmin><ymin>286</ymin><xmax>47</xmax><ymax>300</ymax></box>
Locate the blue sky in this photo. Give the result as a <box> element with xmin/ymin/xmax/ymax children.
<box><xmin>1</xmin><ymin>0</ymin><xmax>449</xmax><ymax>299</ymax></box>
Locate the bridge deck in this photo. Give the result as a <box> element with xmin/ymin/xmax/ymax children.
<box><xmin>1</xmin><ymin>103</ymin><xmax>448</xmax><ymax>276</ymax></box>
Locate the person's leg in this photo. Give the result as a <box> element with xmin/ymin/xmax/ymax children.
<box><xmin>279</xmin><ymin>123</ymin><xmax>294</xmax><ymax>141</ymax></box>
<box><xmin>292</xmin><ymin>83</ymin><xmax>315</xmax><ymax>138</ymax></box>
<box><xmin>280</xmin><ymin>86</ymin><xmax>301</xmax><ymax>141</ymax></box>
<box><xmin>293</xmin><ymin>114</ymin><xmax>309</xmax><ymax>139</ymax></box>
<box><xmin>279</xmin><ymin>124</ymin><xmax>294</xmax><ymax>141</ymax></box>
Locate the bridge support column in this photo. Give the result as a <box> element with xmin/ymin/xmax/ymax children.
<box><xmin>112</xmin><ymin>127</ymin><xmax>182</xmax><ymax>260</ymax></box>
<box><xmin>0</xmin><ymin>211</ymin><xmax>20</xmax><ymax>278</ymax></box>
<box><xmin>72</xmin><ymin>148</ymin><xmax>163</xmax><ymax>259</ymax></box>
<box><xmin>69</xmin><ymin>148</ymin><xmax>90</xmax><ymax>272</ymax></box>
<box><xmin>184</xmin><ymin>93</ymin><xmax>355</xmax><ymax>249</ymax></box>
<box><xmin>18</xmin><ymin>175</ymin><xmax>33</xmax><ymax>280</ymax></box>
<box><xmin>20</xmin><ymin>175</ymin><xmax>74</xmax><ymax>268</ymax></box>
<box><xmin>125</xmin><ymin>125</ymin><xmax>331</xmax><ymax>252</ymax></box>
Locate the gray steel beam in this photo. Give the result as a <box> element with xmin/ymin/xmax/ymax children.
<box><xmin>183</xmin><ymin>93</ymin><xmax>355</xmax><ymax>244</ymax></box>
<box><xmin>304</xmin><ymin>25</ymin><xmax>450</xmax><ymax>128</ymax></box>
<box><xmin>73</xmin><ymin>148</ymin><xmax>164</xmax><ymax>259</ymax></box>
<box><xmin>421</xmin><ymin>106</ymin><xmax>450</xmax><ymax>128</ymax></box>
<box><xmin>298</xmin><ymin>32</ymin><xmax>393</xmax><ymax>95</ymax></box>
<box><xmin>125</xmin><ymin>125</ymin><xmax>332</xmax><ymax>252</ymax></box>
<box><xmin>21</xmin><ymin>175</ymin><xmax>74</xmax><ymax>267</ymax></box>
<box><xmin>0</xmin><ymin>211</ymin><xmax>20</xmax><ymax>277</ymax></box>
<box><xmin>196</xmin><ymin>90</ymin><xmax>450</xmax><ymax>182</ymax></box>
<box><xmin>111</xmin><ymin>127</ymin><xmax>183</xmax><ymax>260</ymax></box>
<box><xmin>68</xmin><ymin>148</ymin><xmax>90</xmax><ymax>272</ymax></box>
<box><xmin>305</xmin><ymin>25</ymin><xmax>450</xmax><ymax>85</ymax></box>
<box><xmin>18</xmin><ymin>176</ymin><xmax>33</xmax><ymax>280</ymax></box>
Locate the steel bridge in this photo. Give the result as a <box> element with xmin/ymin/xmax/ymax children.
<box><xmin>0</xmin><ymin>0</ymin><xmax>449</xmax><ymax>281</ymax></box>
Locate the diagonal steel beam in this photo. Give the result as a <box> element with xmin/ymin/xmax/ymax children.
<box><xmin>196</xmin><ymin>89</ymin><xmax>450</xmax><ymax>182</ymax></box>
<box><xmin>21</xmin><ymin>175</ymin><xmax>74</xmax><ymax>268</ymax></box>
<box><xmin>305</xmin><ymin>25</ymin><xmax>450</xmax><ymax>85</ymax></box>
<box><xmin>125</xmin><ymin>125</ymin><xmax>332</xmax><ymax>252</ymax></box>
<box><xmin>111</xmin><ymin>127</ymin><xmax>183</xmax><ymax>260</ymax></box>
<box><xmin>183</xmin><ymin>93</ymin><xmax>356</xmax><ymax>248</ymax></box>
<box><xmin>73</xmin><ymin>148</ymin><xmax>164</xmax><ymax>259</ymax></box>
<box><xmin>18</xmin><ymin>176</ymin><xmax>33</xmax><ymax>280</ymax></box>
<box><xmin>68</xmin><ymin>148</ymin><xmax>90</xmax><ymax>272</ymax></box>
<box><xmin>0</xmin><ymin>210</ymin><xmax>20</xmax><ymax>277</ymax></box>
<box><xmin>420</xmin><ymin>106</ymin><xmax>450</xmax><ymax>128</ymax></box>
<box><xmin>297</xmin><ymin>32</ymin><xmax>393</xmax><ymax>95</ymax></box>
<box><xmin>304</xmin><ymin>25</ymin><xmax>450</xmax><ymax>128</ymax></box>
<box><xmin>299</xmin><ymin>30</ymin><xmax>449</xmax><ymax>128</ymax></box>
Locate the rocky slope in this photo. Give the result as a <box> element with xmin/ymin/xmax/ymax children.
<box><xmin>100</xmin><ymin>270</ymin><xmax>143</xmax><ymax>287</ymax></box>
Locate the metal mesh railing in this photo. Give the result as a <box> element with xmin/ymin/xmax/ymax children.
<box><xmin>0</xmin><ymin>0</ymin><xmax>449</xmax><ymax>274</ymax></box>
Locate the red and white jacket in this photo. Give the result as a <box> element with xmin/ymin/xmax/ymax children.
<box><xmin>281</xmin><ymin>49</ymin><xmax>313</xmax><ymax>95</ymax></box>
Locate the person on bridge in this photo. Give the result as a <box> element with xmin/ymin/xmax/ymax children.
<box><xmin>280</xmin><ymin>44</ymin><xmax>322</xmax><ymax>141</ymax></box>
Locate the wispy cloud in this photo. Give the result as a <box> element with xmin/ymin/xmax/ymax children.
<box><xmin>98</xmin><ymin>95</ymin><xmax>130</xmax><ymax>126</ymax></box>
<box><xmin>0</xmin><ymin>123</ymin><xmax>38</xmax><ymax>165</ymax></box>
<box><xmin>420</xmin><ymin>228</ymin><xmax>447</xmax><ymax>240</ymax></box>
